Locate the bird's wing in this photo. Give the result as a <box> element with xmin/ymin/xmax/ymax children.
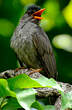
<box><xmin>32</xmin><ymin>27</ymin><xmax>57</xmax><ymax>79</ymax></box>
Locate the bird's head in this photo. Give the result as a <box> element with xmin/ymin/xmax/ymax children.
<box><xmin>26</xmin><ymin>5</ymin><xmax>45</xmax><ymax>20</ymax></box>
<box><xmin>23</xmin><ymin>5</ymin><xmax>45</xmax><ymax>24</ymax></box>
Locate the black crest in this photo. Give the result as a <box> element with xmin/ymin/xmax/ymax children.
<box><xmin>26</xmin><ymin>5</ymin><xmax>41</xmax><ymax>15</ymax></box>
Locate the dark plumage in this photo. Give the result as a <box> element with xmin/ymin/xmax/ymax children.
<box><xmin>27</xmin><ymin>5</ymin><xmax>41</xmax><ymax>15</ymax></box>
<box><xmin>10</xmin><ymin>5</ymin><xmax>57</xmax><ymax>79</ymax></box>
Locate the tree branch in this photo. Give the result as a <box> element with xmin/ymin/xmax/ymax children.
<box><xmin>0</xmin><ymin>69</ymin><xmax>72</xmax><ymax>110</ymax></box>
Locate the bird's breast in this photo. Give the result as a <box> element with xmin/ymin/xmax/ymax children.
<box><xmin>11</xmin><ymin>22</ymin><xmax>41</xmax><ymax>68</ymax></box>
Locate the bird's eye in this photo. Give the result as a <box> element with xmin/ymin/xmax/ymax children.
<box><xmin>28</xmin><ymin>10</ymin><xmax>34</xmax><ymax>15</ymax></box>
<box><xmin>28</xmin><ymin>11</ymin><xmax>32</xmax><ymax>15</ymax></box>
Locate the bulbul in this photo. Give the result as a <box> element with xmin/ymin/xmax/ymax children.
<box><xmin>10</xmin><ymin>5</ymin><xmax>57</xmax><ymax>79</ymax></box>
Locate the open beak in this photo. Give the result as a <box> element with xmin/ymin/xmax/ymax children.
<box><xmin>32</xmin><ymin>8</ymin><xmax>45</xmax><ymax>20</ymax></box>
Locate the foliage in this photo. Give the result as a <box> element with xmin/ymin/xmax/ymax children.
<box><xmin>0</xmin><ymin>0</ymin><xmax>72</xmax><ymax>110</ymax></box>
<box><xmin>61</xmin><ymin>91</ymin><xmax>72</xmax><ymax>110</ymax></box>
<box><xmin>0</xmin><ymin>0</ymin><xmax>72</xmax><ymax>83</ymax></box>
<box><xmin>0</xmin><ymin>74</ymin><xmax>72</xmax><ymax>110</ymax></box>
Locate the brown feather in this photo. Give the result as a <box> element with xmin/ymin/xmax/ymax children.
<box><xmin>32</xmin><ymin>26</ymin><xmax>57</xmax><ymax>79</ymax></box>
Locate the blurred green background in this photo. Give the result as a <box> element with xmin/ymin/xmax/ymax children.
<box><xmin>0</xmin><ymin>0</ymin><xmax>72</xmax><ymax>83</ymax></box>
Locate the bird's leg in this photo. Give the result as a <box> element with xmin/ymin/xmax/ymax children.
<box><xmin>29</xmin><ymin>68</ymin><xmax>43</xmax><ymax>75</ymax></box>
<box><xmin>14</xmin><ymin>67</ymin><xmax>25</xmax><ymax>73</ymax></box>
<box><xmin>30</xmin><ymin>68</ymin><xmax>35</xmax><ymax>71</ymax></box>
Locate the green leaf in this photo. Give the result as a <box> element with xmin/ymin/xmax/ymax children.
<box><xmin>63</xmin><ymin>0</ymin><xmax>72</xmax><ymax>28</ymax></box>
<box><xmin>42</xmin><ymin>105</ymin><xmax>55</xmax><ymax>110</ymax></box>
<box><xmin>20</xmin><ymin>0</ymin><xmax>36</xmax><ymax>5</ymax></box>
<box><xmin>2</xmin><ymin>97</ymin><xmax>21</xmax><ymax>110</ymax></box>
<box><xmin>52</xmin><ymin>34</ymin><xmax>72</xmax><ymax>52</ymax></box>
<box><xmin>0</xmin><ymin>97</ymin><xmax>3</xmax><ymax>105</ymax></box>
<box><xmin>32</xmin><ymin>101</ymin><xmax>44</xmax><ymax>110</ymax></box>
<box><xmin>41</xmin><ymin>0</ymin><xmax>65</xmax><ymax>30</ymax></box>
<box><xmin>0</xmin><ymin>19</ymin><xmax>14</xmax><ymax>36</ymax></box>
<box><xmin>0</xmin><ymin>97</ymin><xmax>7</xmax><ymax>108</ymax></box>
<box><xmin>15</xmin><ymin>88</ymin><xmax>36</xmax><ymax>110</ymax></box>
<box><xmin>8</xmin><ymin>74</ymin><xmax>63</xmax><ymax>93</ymax></box>
<box><xmin>43</xmin><ymin>105</ymin><xmax>55</xmax><ymax>110</ymax></box>
<box><xmin>33</xmin><ymin>76</ymin><xmax>63</xmax><ymax>92</ymax></box>
<box><xmin>0</xmin><ymin>79</ymin><xmax>16</xmax><ymax>97</ymax></box>
<box><xmin>32</xmin><ymin>101</ymin><xmax>55</xmax><ymax>110</ymax></box>
<box><xmin>61</xmin><ymin>91</ymin><xmax>72</xmax><ymax>110</ymax></box>
<box><xmin>7</xmin><ymin>74</ymin><xmax>42</xmax><ymax>90</ymax></box>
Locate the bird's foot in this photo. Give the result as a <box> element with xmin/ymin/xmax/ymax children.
<box><xmin>14</xmin><ymin>67</ymin><xmax>25</xmax><ymax>73</ymax></box>
<box><xmin>29</xmin><ymin>68</ymin><xmax>43</xmax><ymax>75</ymax></box>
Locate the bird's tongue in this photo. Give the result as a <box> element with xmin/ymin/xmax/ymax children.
<box><xmin>32</xmin><ymin>8</ymin><xmax>45</xmax><ymax>20</ymax></box>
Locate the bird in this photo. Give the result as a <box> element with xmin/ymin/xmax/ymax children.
<box><xmin>10</xmin><ymin>5</ymin><xmax>57</xmax><ymax>79</ymax></box>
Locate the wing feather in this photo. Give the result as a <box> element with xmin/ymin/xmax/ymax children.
<box><xmin>32</xmin><ymin>27</ymin><xmax>57</xmax><ymax>79</ymax></box>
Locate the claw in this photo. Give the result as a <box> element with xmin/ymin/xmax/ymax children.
<box><xmin>14</xmin><ymin>67</ymin><xmax>25</xmax><ymax>72</ymax></box>
<box><xmin>29</xmin><ymin>68</ymin><xmax>43</xmax><ymax>75</ymax></box>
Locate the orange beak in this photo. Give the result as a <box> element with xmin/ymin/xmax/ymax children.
<box><xmin>32</xmin><ymin>8</ymin><xmax>45</xmax><ymax>20</ymax></box>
